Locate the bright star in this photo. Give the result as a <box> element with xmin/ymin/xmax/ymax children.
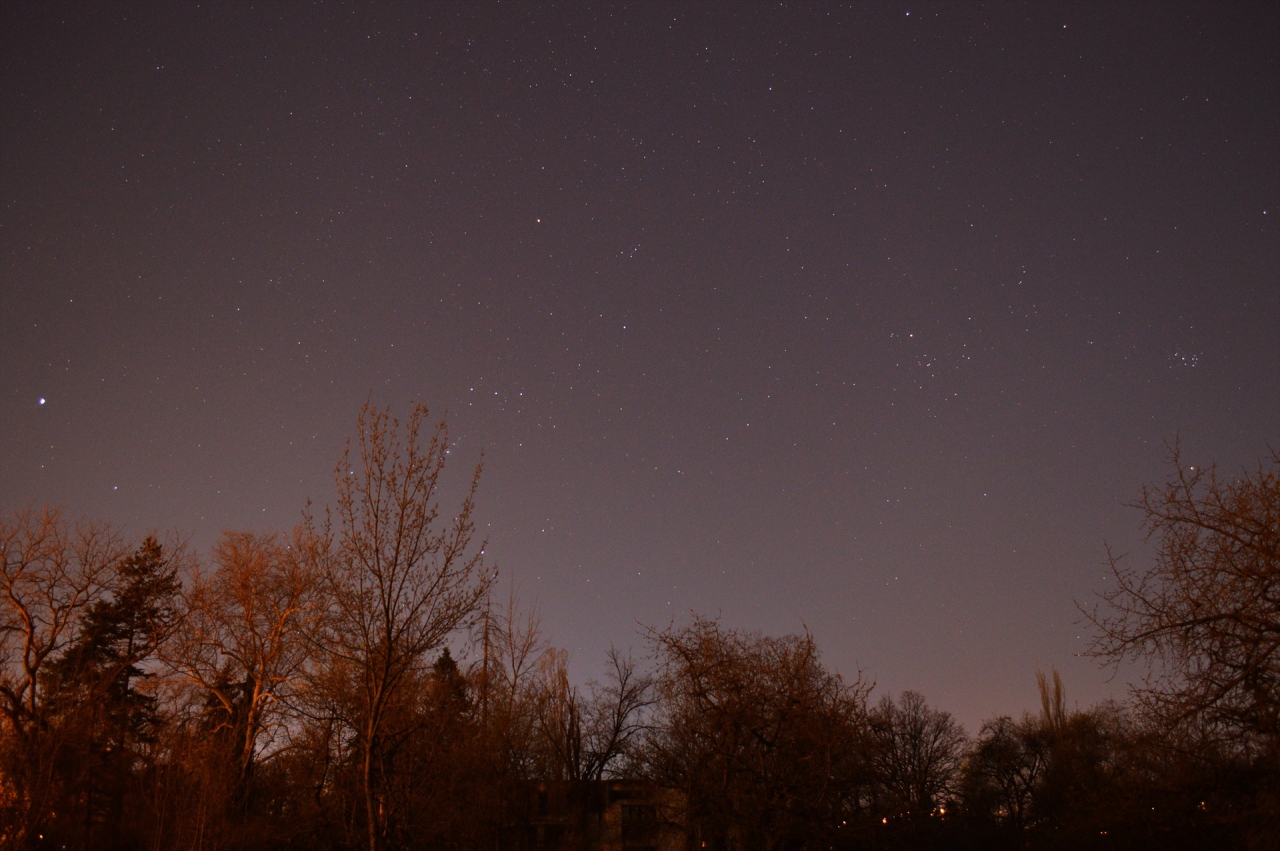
<box><xmin>38</xmin><ymin>398</ymin><xmax>45</xmax><ymax>405</ymax></box>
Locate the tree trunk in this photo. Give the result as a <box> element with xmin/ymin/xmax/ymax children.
<box><xmin>364</xmin><ymin>726</ymin><xmax>379</xmax><ymax>851</ymax></box>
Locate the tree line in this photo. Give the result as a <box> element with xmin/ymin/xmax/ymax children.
<box><xmin>2</xmin><ymin>405</ymin><xmax>1275</xmax><ymax>851</ymax></box>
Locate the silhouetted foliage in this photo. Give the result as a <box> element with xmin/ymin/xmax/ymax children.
<box><xmin>644</xmin><ymin>616</ymin><xmax>870</xmax><ymax>851</ymax></box>
<box><xmin>868</xmin><ymin>691</ymin><xmax>966</xmax><ymax>825</ymax></box>
<box><xmin>311</xmin><ymin>402</ymin><xmax>494</xmax><ymax>851</ymax></box>
<box><xmin>4</xmin><ymin>429</ymin><xmax>1274</xmax><ymax>851</ymax></box>
<box><xmin>1085</xmin><ymin>446</ymin><xmax>1280</xmax><ymax>846</ymax></box>
<box><xmin>41</xmin><ymin>537</ymin><xmax>182</xmax><ymax>848</ymax></box>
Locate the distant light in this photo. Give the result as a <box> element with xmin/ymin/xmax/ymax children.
<box><xmin>38</xmin><ymin>397</ymin><xmax>45</xmax><ymax>405</ymax></box>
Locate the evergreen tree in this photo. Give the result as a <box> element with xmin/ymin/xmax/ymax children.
<box><xmin>44</xmin><ymin>536</ymin><xmax>181</xmax><ymax>848</ymax></box>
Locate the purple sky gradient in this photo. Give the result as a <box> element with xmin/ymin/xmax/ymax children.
<box><xmin>3</xmin><ymin>1</ymin><xmax>1277</xmax><ymax>730</ymax></box>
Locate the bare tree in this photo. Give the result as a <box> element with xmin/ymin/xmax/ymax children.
<box><xmin>482</xmin><ymin>589</ymin><xmax>546</xmax><ymax>722</ymax></box>
<box><xmin>869</xmin><ymin>691</ymin><xmax>967</xmax><ymax>820</ymax></box>
<box><xmin>960</xmin><ymin>693</ymin><xmax>1128</xmax><ymax>840</ymax></box>
<box><xmin>645</xmin><ymin>616</ymin><xmax>869</xmax><ymax>851</ymax></box>
<box><xmin>166</xmin><ymin>529</ymin><xmax>324</xmax><ymax>806</ymax></box>
<box><xmin>313</xmin><ymin>402</ymin><xmax>494</xmax><ymax>851</ymax></box>
<box><xmin>0</xmin><ymin>508</ymin><xmax>127</xmax><ymax>848</ymax></box>
<box><xmin>584</xmin><ymin>648</ymin><xmax>654</xmax><ymax>778</ymax></box>
<box><xmin>534</xmin><ymin>647</ymin><xmax>653</xmax><ymax>782</ymax></box>
<box><xmin>0</xmin><ymin>509</ymin><xmax>124</xmax><ymax>739</ymax></box>
<box><xmin>1084</xmin><ymin>447</ymin><xmax>1280</xmax><ymax>751</ymax></box>
<box><xmin>962</xmin><ymin>715</ymin><xmax>1049</xmax><ymax>831</ymax></box>
<box><xmin>472</xmin><ymin>588</ymin><xmax>548</xmax><ymax>789</ymax></box>
<box><xmin>1037</xmin><ymin>668</ymin><xmax>1067</xmax><ymax>734</ymax></box>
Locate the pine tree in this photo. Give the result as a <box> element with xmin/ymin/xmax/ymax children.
<box><xmin>45</xmin><ymin>536</ymin><xmax>181</xmax><ymax>848</ymax></box>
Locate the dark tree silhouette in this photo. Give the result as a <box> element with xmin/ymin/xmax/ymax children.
<box><xmin>44</xmin><ymin>536</ymin><xmax>183</xmax><ymax>849</ymax></box>
<box><xmin>868</xmin><ymin>690</ymin><xmax>967</xmax><ymax>823</ymax></box>
<box><xmin>312</xmin><ymin>402</ymin><xmax>494</xmax><ymax>851</ymax></box>
<box><xmin>165</xmin><ymin>529</ymin><xmax>324</xmax><ymax>812</ymax></box>
<box><xmin>645</xmin><ymin>616</ymin><xmax>869</xmax><ymax>851</ymax></box>
<box><xmin>1085</xmin><ymin>448</ymin><xmax>1280</xmax><ymax>749</ymax></box>
<box><xmin>0</xmin><ymin>509</ymin><xmax>126</xmax><ymax>848</ymax></box>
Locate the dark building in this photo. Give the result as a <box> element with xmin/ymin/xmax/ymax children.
<box><xmin>499</xmin><ymin>779</ymin><xmax>684</xmax><ymax>851</ymax></box>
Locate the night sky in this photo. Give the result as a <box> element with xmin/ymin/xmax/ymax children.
<box><xmin>3</xmin><ymin>1</ymin><xmax>1277</xmax><ymax>730</ymax></box>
